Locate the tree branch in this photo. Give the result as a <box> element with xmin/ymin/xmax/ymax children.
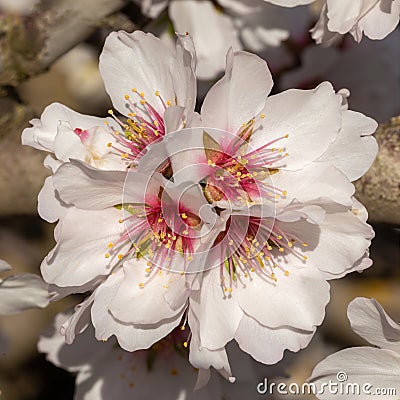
<box><xmin>355</xmin><ymin>116</ymin><xmax>400</xmax><ymax>225</ymax></box>
<box><xmin>0</xmin><ymin>0</ymin><xmax>129</xmax><ymax>86</ymax></box>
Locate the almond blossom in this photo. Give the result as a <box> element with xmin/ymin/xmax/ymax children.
<box><xmin>38</xmin><ymin>313</ymin><xmax>222</xmax><ymax>399</ymax></box>
<box><xmin>139</xmin><ymin>0</ymin><xmax>314</xmax><ymax>79</ymax></box>
<box><xmin>311</xmin><ymin>0</ymin><xmax>400</xmax><ymax>45</ymax></box>
<box><xmin>308</xmin><ymin>297</ymin><xmax>400</xmax><ymax>400</ymax></box>
<box><xmin>23</xmin><ymin>29</ymin><xmax>377</xmax><ymax>385</ymax></box>
<box><xmin>22</xmin><ymin>30</ymin><xmax>196</xmax><ymax>224</ymax></box>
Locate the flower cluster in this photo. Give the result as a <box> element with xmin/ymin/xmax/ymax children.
<box><xmin>23</xmin><ymin>30</ymin><xmax>377</xmax><ymax>389</ymax></box>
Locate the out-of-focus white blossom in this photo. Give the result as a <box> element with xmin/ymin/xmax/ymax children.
<box><xmin>38</xmin><ymin>313</ymin><xmax>222</xmax><ymax>400</ymax></box>
<box><xmin>311</xmin><ymin>0</ymin><xmax>400</xmax><ymax>44</ymax></box>
<box><xmin>280</xmin><ymin>30</ymin><xmax>400</xmax><ymax>122</ymax></box>
<box><xmin>309</xmin><ymin>297</ymin><xmax>400</xmax><ymax>400</ymax></box>
<box><xmin>0</xmin><ymin>0</ymin><xmax>38</xmax><ymax>15</ymax></box>
<box><xmin>137</xmin><ymin>0</ymin><xmax>315</xmax><ymax>79</ymax></box>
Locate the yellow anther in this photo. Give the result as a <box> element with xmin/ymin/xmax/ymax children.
<box><xmin>108</xmin><ymin>109</ymin><xmax>114</xmax><ymax>115</ymax></box>
<box><xmin>167</xmin><ymin>100</ymin><xmax>172</xmax><ymax>106</ymax></box>
<box><xmin>284</xmin><ymin>270</ymin><xmax>289</xmax><ymax>276</ymax></box>
<box><xmin>121</xmin><ymin>153</ymin><xmax>129</xmax><ymax>159</ymax></box>
<box><xmin>303</xmin><ymin>256</ymin><xmax>308</xmax><ymax>260</ymax></box>
<box><xmin>180</xmin><ymin>325</ymin><xmax>186</xmax><ymax>331</ymax></box>
<box><xmin>183</xmin><ymin>342</ymin><xmax>188</xmax><ymax>348</ymax></box>
<box><xmin>267</xmin><ymin>245</ymin><xmax>272</xmax><ymax>251</ymax></box>
<box><xmin>181</xmin><ymin>213</ymin><xmax>187</xmax><ymax>219</ymax></box>
<box><xmin>282</xmin><ymin>190</ymin><xmax>288</xmax><ymax>196</ymax></box>
<box><xmin>279</xmin><ymin>248</ymin><xmax>284</xmax><ymax>252</ymax></box>
<box><xmin>140</xmin><ymin>92</ymin><xmax>145</xmax><ymax>98</ymax></box>
<box><xmin>140</xmin><ymin>100</ymin><xmax>146</xmax><ymax>105</ymax></box>
<box><xmin>119</xmin><ymin>219</ymin><xmax>124</xmax><ymax>223</ymax></box>
<box><xmin>303</xmin><ymin>243</ymin><xmax>308</xmax><ymax>247</ymax></box>
<box><xmin>107</xmin><ymin>142</ymin><xmax>112</xmax><ymax>147</ymax></box>
<box><xmin>277</xmin><ymin>235</ymin><xmax>283</xmax><ymax>240</ymax></box>
<box><xmin>284</xmin><ymin>134</ymin><xmax>289</xmax><ymax>138</ymax></box>
<box><xmin>139</xmin><ymin>283</ymin><xmax>145</xmax><ymax>288</ymax></box>
<box><xmin>260</xmin><ymin>113</ymin><xmax>265</xmax><ymax>119</ymax></box>
<box><xmin>288</xmin><ymin>242</ymin><xmax>293</xmax><ymax>248</ymax></box>
<box><xmin>108</xmin><ymin>243</ymin><xmax>114</xmax><ymax>248</ymax></box>
<box><xmin>155</xmin><ymin>90</ymin><xmax>160</xmax><ymax>96</ymax></box>
<box><xmin>118</xmin><ymin>254</ymin><xmax>123</xmax><ymax>260</ymax></box>
<box><xmin>145</xmin><ymin>267</ymin><xmax>151</xmax><ymax>273</ymax></box>
<box><xmin>228</xmin><ymin>287</ymin><xmax>232</xmax><ymax>293</ymax></box>
<box><xmin>105</xmin><ymin>253</ymin><xmax>110</xmax><ymax>259</ymax></box>
<box><xmin>124</xmin><ymin>94</ymin><xmax>130</xmax><ymax>100</ymax></box>
<box><xmin>132</xmin><ymin>88</ymin><xmax>137</xmax><ymax>92</ymax></box>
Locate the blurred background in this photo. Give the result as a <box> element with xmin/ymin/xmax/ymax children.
<box><xmin>0</xmin><ymin>0</ymin><xmax>399</xmax><ymax>399</ymax></box>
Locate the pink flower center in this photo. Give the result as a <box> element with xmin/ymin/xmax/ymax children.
<box><xmin>214</xmin><ymin>215</ymin><xmax>309</xmax><ymax>293</ymax></box>
<box><xmin>104</xmin><ymin>89</ymin><xmax>176</xmax><ymax>167</ymax></box>
<box><xmin>106</xmin><ymin>191</ymin><xmax>201</xmax><ymax>275</ymax></box>
<box><xmin>203</xmin><ymin>119</ymin><xmax>289</xmax><ymax>204</ymax></box>
<box><xmin>73</xmin><ymin>127</ymin><xmax>90</xmax><ymax>142</ymax></box>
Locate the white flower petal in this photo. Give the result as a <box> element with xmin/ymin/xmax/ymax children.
<box><xmin>266</xmin><ymin>0</ymin><xmax>315</xmax><ymax>6</ymax></box>
<box><xmin>318</xmin><ymin>110</ymin><xmax>378</xmax><ymax>182</ymax></box>
<box><xmin>235</xmin><ymin>313</ymin><xmax>315</xmax><ymax>364</ymax></box>
<box><xmin>237</xmin><ymin>265</ymin><xmax>330</xmax><ymax>331</ymax></box>
<box><xmin>195</xmin><ymin>268</ymin><xmax>243</xmax><ymax>350</ymax></box>
<box><xmin>41</xmin><ymin>207</ymin><xmax>127</xmax><ymax>287</ymax></box>
<box><xmin>92</xmin><ymin>270</ymin><xmax>183</xmax><ymax>351</ymax></box>
<box><xmin>310</xmin><ymin>4</ymin><xmax>342</xmax><ymax>46</ymax></box>
<box><xmin>188</xmin><ymin>299</ymin><xmax>235</xmax><ymax>385</ymax></box>
<box><xmin>21</xmin><ymin>102</ymin><xmax>106</xmax><ymax>152</ymax></box>
<box><xmin>309</xmin><ymin>347</ymin><xmax>400</xmax><ymax>400</ymax></box>
<box><xmin>348</xmin><ymin>297</ymin><xmax>400</xmax><ymax>352</ymax></box>
<box><xmin>53</xmin><ymin>123</ymin><xmax>87</xmax><ymax>162</ymax></box>
<box><xmin>201</xmin><ymin>50</ymin><xmax>273</xmax><ymax>134</ymax></box>
<box><xmin>108</xmin><ymin>259</ymin><xmax>187</xmax><ymax>325</ymax></box>
<box><xmin>273</xmin><ymin>163</ymin><xmax>355</xmax><ymax>207</ymax></box>
<box><xmin>278</xmin><ymin>209</ymin><xmax>373</xmax><ymax>279</ymax></box>
<box><xmin>0</xmin><ymin>273</ymin><xmax>49</xmax><ymax>315</ymax></box>
<box><xmin>38</xmin><ymin>176</ymin><xmax>67</xmax><ymax>223</ymax></box>
<box><xmin>253</xmin><ymin>82</ymin><xmax>342</xmax><ymax>170</ymax></box>
<box><xmin>60</xmin><ymin>293</ymin><xmax>94</xmax><ymax>344</ymax></box>
<box><xmin>53</xmin><ymin>160</ymin><xmax>127</xmax><ymax>209</ymax></box>
<box><xmin>99</xmin><ymin>30</ymin><xmax>194</xmax><ymax>117</ymax></box>
<box><xmin>38</xmin><ymin>312</ymin><xmax>103</xmax><ymax>372</ymax></box>
<box><xmin>170</xmin><ymin>0</ymin><xmax>241</xmax><ymax>80</ymax></box>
